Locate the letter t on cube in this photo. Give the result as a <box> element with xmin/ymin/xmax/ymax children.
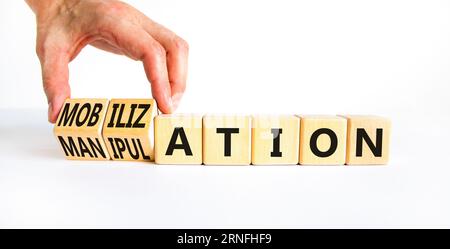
<box><xmin>203</xmin><ymin>115</ymin><xmax>251</xmax><ymax>165</ymax></box>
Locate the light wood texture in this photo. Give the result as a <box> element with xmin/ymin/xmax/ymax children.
<box><xmin>342</xmin><ymin>115</ymin><xmax>391</xmax><ymax>165</ymax></box>
<box><xmin>299</xmin><ymin>115</ymin><xmax>347</xmax><ymax>165</ymax></box>
<box><xmin>102</xmin><ymin>99</ymin><xmax>157</xmax><ymax>161</ymax></box>
<box><xmin>203</xmin><ymin>115</ymin><xmax>251</xmax><ymax>165</ymax></box>
<box><xmin>53</xmin><ymin>98</ymin><xmax>110</xmax><ymax>160</ymax></box>
<box><xmin>154</xmin><ymin>114</ymin><xmax>203</xmax><ymax>164</ymax></box>
<box><xmin>251</xmin><ymin>115</ymin><xmax>300</xmax><ymax>165</ymax></box>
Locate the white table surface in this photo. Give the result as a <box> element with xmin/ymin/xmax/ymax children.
<box><xmin>1</xmin><ymin>109</ymin><xmax>449</xmax><ymax>228</ymax></box>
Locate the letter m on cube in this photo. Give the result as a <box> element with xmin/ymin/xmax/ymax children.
<box><xmin>53</xmin><ymin>99</ymin><xmax>110</xmax><ymax>160</ymax></box>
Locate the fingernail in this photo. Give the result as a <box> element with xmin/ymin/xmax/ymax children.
<box><xmin>171</xmin><ymin>93</ymin><xmax>183</xmax><ymax>111</ymax></box>
<box><xmin>165</xmin><ymin>93</ymin><xmax>174</xmax><ymax>113</ymax></box>
<box><xmin>48</xmin><ymin>102</ymin><xmax>53</xmax><ymax>123</ymax></box>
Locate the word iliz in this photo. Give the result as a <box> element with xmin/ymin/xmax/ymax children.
<box><xmin>54</xmin><ymin>99</ymin><xmax>391</xmax><ymax>165</ymax></box>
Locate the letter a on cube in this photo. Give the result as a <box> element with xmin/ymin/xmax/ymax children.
<box><xmin>203</xmin><ymin>115</ymin><xmax>251</xmax><ymax>165</ymax></box>
<box><xmin>102</xmin><ymin>99</ymin><xmax>157</xmax><ymax>161</ymax></box>
<box><xmin>154</xmin><ymin>114</ymin><xmax>203</xmax><ymax>164</ymax></box>
<box><xmin>251</xmin><ymin>115</ymin><xmax>300</xmax><ymax>165</ymax></box>
<box><xmin>299</xmin><ymin>115</ymin><xmax>347</xmax><ymax>165</ymax></box>
<box><xmin>341</xmin><ymin>115</ymin><xmax>391</xmax><ymax>165</ymax></box>
<box><xmin>54</xmin><ymin>98</ymin><xmax>110</xmax><ymax>160</ymax></box>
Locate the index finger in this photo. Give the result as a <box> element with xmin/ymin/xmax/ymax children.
<box><xmin>101</xmin><ymin>20</ymin><xmax>174</xmax><ymax>113</ymax></box>
<box><xmin>140</xmin><ymin>17</ymin><xmax>189</xmax><ymax>110</ymax></box>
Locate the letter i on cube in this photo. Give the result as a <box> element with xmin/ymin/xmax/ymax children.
<box><xmin>251</xmin><ymin>115</ymin><xmax>300</xmax><ymax>165</ymax></box>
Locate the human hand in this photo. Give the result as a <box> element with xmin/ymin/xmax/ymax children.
<box><xmin>26</xmin><ymin>0</ymin><xmax>189</xmax><ymax>123</ymax></box>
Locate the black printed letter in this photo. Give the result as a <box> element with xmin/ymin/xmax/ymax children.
<box><xmin>216</xmin><ymin>128</ymin><xmax>239</xmax><ymax>157</ymax></box>
<box><xmin>310</xmin><ymin>128</ymin><xmax>338</xmax><ymax>157</ymax></box>
<box><xmin>165</xmin><ymin>127</ymin><xmax>193</xmax><ymax>156</ymax></box>
<box><xmin>270</xmin><ymin>128</ymin><xmax>282</xmax><ymax>157</ymax></box>
<box><xmin>356</xmin><ymin>128</ymin><xmax>383</xmax><ymax>157</ymax></box>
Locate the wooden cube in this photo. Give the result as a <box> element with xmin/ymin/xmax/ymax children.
<box><xmin>54</xmin><ymin>98</ymin><xmax>110</xmax><ymax>160</ymax></box>
<box><xmin>102</xmin><ymin>99</ymin><xmax>157</xmax><ymax>161</ymax></box>
<box><xmin>203</xmin><ymin>115</ymin><xmax>251</xmax><ymax>165</ymax></box>
<box><xmin>342</xmin><ymin>115</ymin><xmax>391</xmax><ymax>165</ymax></box>
<box><xmin>251</xmin><ymin>115</ymin><xmax>300</xmax><ymax>165</ymax></box>
<box><xmin>299</xmin><ymin>115</ymin><xmax>347</xmax><ymax>165</ymax></box>
<box><xmin>154</xmin><ymin>114</ymin><xmax>203</xmax><ymax>164</ymax></box>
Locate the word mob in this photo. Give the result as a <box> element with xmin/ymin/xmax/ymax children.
<box><xmin>54</xmin><ymin>99</ymin><xmax>391</xmax><ymax>165</ymax></box>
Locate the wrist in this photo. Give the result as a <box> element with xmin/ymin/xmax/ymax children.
<box><xmin>26</xmin><ymin>0</ymin><xmax>61</xmax><ymax>14</ymax></box>
<box><xmin>26</xmin><ymin>0</ymin><xmax>78</xmax><ymax>22</ymax></box>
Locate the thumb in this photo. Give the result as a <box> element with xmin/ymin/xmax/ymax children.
<box><xmin>40</xmin><ymin>50</ymin><xmax>71</xmax><ymax>123</ymax></box>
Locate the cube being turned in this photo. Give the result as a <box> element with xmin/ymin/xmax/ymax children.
<box><xmin>299</xmin><ymin>115</ymin><xmax>347</xmax><ymax>165</ymax></box>
<box><xmin>341</xmin><ymin>115</ymin><xmax>391</xmax><ymax>165</ymax></box>
<box><xmin>203</xmin><ymin>115</ymin><xmax>251</xmax><ymax>165</ymax></box>
<box><xmin>251</xmin><ymin>115</ymin><xmax>300</xmax><ymax>165</ymax></box>
<box><xmin>154</xmin><ymin>114</ymin><xmax>203</xmax><ymax>164</ymax></box>
<box><xmin>102</xmin><ymin>99</ymin><xmax>157</xmax><ymax>161</ymax></box>
<box><xmin>54</xmin><ymin>99</ymin><xmax>110</xmax><ymax>160</ymax></box>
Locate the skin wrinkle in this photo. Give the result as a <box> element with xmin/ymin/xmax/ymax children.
<box><xmin>95</xmin><ymin>11</ymin><xmax>141</xmax><ymax>59</ymax></box>
<box><xmin>69</xmin><ymin>34</ymin><xmax>97</xmax><ymax>61</ymax></box>
<box><xmin>91</xmin><ymin>37</ymin><xmax>124</xmax><ymax>55</ymax></box>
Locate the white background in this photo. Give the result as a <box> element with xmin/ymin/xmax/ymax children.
<box><xmin>1</xmin><ymin>0</ymin><xmax>450</xmax><ymax>228</ymax></box>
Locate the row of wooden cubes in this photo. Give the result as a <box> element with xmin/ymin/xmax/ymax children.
<box><xmin>54</xmin><ymin>99</ymin><xmax>391</xmax><ymax>165</ymax></box>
